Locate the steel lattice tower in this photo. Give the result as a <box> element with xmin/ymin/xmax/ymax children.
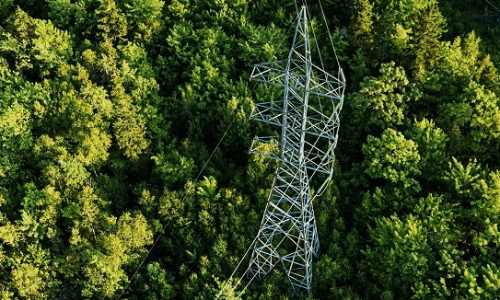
<box><xmin>244</xmin><ymin>5</ymin><xmax>346</xmax><ymax>296</ymax></box>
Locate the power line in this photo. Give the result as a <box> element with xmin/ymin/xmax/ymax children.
<box><xmin>118</xmin><ymin>2</ymin><xmax>345</xmax><ymax>298</ymax></box>
<box><xmin>485</xmin><ymin>0</ymin><xmax>500</xmax><ymax>13</ymax></box>
<box><xmin>115</xmin><ymin>99</ymin><xmax>247</xmax><ymax>300</ymax></box>
<box><xmin>318</xmin><ymin>0</ymin><xmax>341</xmax><ymax>67</ymax></box>
<box><xmin>117</xmin><ymin>8</ymin><xmax>303</xmax><ymax>299</ymax></box>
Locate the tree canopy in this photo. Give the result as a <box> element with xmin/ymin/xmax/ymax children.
<box><xmin>1</xmin><ymin>0</ymin><xmax>500</xmax><ymax>299</ymax></box>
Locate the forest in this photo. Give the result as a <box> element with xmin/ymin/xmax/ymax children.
<box><xmin>1</xmin><ymin>0</ymin><xmax>500</xmax><ymax>299</ymax></box>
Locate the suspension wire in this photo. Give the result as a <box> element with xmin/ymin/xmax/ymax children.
<box><xmin>217</xmin><ymin>235</ymin><xmax>259</xmax><ymax>297</ymax></box>
<box><xmin>115</xmin><ymin>97</ymin><xmax>246</xmax><ymax>300</ymax></box>
<box><xmin>304</xmin><ymin>0</ymin><xmax>327</xmax><ymax>72</ymax></box>
<box><xmin>318</xmin><ymin>0</ymin><xmax>341</xmax><ymax>67</ymax></box>
<box><xmin>237</xmin><ymin>266</ymin><xmax>262</xmax><ymax>298</ymax></box>
<box><xmin>232</xmin><ymin>148</ymin><xmax>326</xmax><ymax>298</ymax></box>
<box><xmin>218</xmin><ymin>19</ymin><xmax>310</xmax><ymax>295</ymax></box>
<box><xmin>485</xmin><ymin>0</ymin><xmax>500</xmax><ymax>13</ymax></box>
<box><xmin>221</xmin><ymin>114</ymin><xmax>329</xmax><ymax>298</ymax></box>
<box><xmin>294</xmin><ymin>0</ymin><xmax>300</xmax><ymax>15</ymax></box>
<box><xmin>116</xmin><ymin>11</ymin><xmax>301</xmax><ymax>300</ymax></box>
<box><xmin>222</xmin><ymin>162</ymin><xmax>318</xmax><ymax>299</ymax></box>
<box><xmin>277</xmin><ymin>13</ymin><xmax>301</xmax><ymax>56</ymax></box>
<box><xmin>217</xmin><ymin>169</ymin><xmax>283</xmax><ymax>298</ymax></box>
<box><xmin>115</xmin><ymin>1</ymin><xmax>343</xmax><ymax>299</ymax></box>
<box><xmin>303</xmin><ymin>0</ymin><xmax>340</xmax><ymax>198</ymax></box>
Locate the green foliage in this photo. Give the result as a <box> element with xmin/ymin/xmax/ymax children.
<box><xmin>412</xmin><ymin>2</ymin><xmax>445</xmax><ymax>77</ymax></box>
<box><xmin>406</xmin><ymin>118</ymin><xmax>448</xmax><ymax>184</ymax></box>
<box><xmin>133</xmin><ymin>262</ymin><xmax>175</xmax><ymax>300</ymax></box>
<box><xmin>1</xmin><ymin>0</ymin><xmax>500</xmax><ymax>299</ymax></box>
<box><xmin>0</xmin><ymin>8</ymin><xmax>72</xmax><ymax>78</ymax></box>
<box><xmin>363</xmin><ymin>214</ymin><xmax>431</xmax><ymax>298</ymax></box>
<box><xmin>349</xmin><ymin>0</ymin><xmax>443</xmax><ymax>65</ymax></box>
<box><xmin>350</xmin><ymin>0</ymin><xmax>374</xmax><ymax>48</ymax></box>
<box><xmin>120</xmin><ymin>0</ymin><xmax>164</xmax><ymax>43</ymax></box>
<box><xmin>350</xmin><ymin>62</ymin><xmax>419</xmax><ymax>131</ymax></box>
<box><xmin>112</xmin><ymin>80</ymin><xmax>149</xmax><ymax>159</ymax></box>
<box><xmin>96</xmin><ymin>0</ymin><xmax>128</xmax><ymax>43</ymax></box>
<box><xmin>363</xmin><ymin>128</ymin><xmax>421</xmax><ymax>187</ymax></box>
<box><xmin>438</xmin><ymin>81</ymin><xmax>500</xmax><ymax>162</ymax></box>
<box><xmin>11</xmin><ymin>263</ymin><xmax>47</xmax><ymax>298</ymax></box>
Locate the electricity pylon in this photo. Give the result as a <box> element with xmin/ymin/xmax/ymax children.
<box><xmin>245</xmin><ymin>5</ymin><xmax>345</xmax><ymax>296</ymax></box>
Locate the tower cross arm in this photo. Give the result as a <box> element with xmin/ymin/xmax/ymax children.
<box><xmin>250</xmin><ymin>61</ymin><xmax>346</xmax><ymax>100</ymax></box>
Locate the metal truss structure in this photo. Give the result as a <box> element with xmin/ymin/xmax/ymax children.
<box><xmin>244</xmin><ymin>5</ymin><xmax>346</xmax><ymax>296</ymax></box>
